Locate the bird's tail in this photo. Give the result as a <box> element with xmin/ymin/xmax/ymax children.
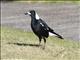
<box><xmin>48</xmin><ymin>27</ymin><xmax>64</xmax><ymax>39</ymax></box>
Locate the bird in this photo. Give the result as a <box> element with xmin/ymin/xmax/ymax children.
<box><xmin>25</xmin><ymin>10</ymin><xmax>64</xmax><ymax>49</ymax></box>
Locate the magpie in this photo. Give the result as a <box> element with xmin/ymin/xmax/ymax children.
<box><xmin>25</xmin><ymin>10</ymin><xmax>64</xmax><ymax>49</ymax></box>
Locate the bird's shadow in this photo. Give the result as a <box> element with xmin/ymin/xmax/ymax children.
<box><xmin>7</xmin><ymin>42</ymin><xmax>41</xmax><ymax>47</ymax></box>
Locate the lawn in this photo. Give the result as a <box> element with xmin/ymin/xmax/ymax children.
<box><xmin>1</xmin><ymin>0</ymin><xmax>80</xmax><ymax>3</ymax></box>
<box><xmin>1</xmin><ymin>27</ymin><xmax>80</xmax><ymax>60</ymax></box>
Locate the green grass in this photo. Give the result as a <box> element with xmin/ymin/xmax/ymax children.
<box><xmin>13</xmin><ymin>0</ymin><xmax>80</xmax><ymax>4</ymax></box>
<box><xmin>1</xmin><ymin>27</ymin><xmax>80</xmax><ymax>60</ymax></box>
<box><xmin>2</xmin><ymin>0</ymin><xmax>80</xmax><ymax>4</ymax></box>
<box><xmin>3</xmin><ymin>0</ymin><xmax>80</xmax><ymax>1</ymax></box>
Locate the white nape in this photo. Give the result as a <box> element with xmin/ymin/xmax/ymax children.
<box><xmin>49</xmin><ymin>32</ymin><xmax>56</xmax><ymax>36</ymax></box>
<box><xmin>35</xmin><ymin>13</ymin><xmax>40</xmax><ymax>20</ymax></box>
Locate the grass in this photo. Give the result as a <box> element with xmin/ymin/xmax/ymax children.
<box><xmin>2</xmin><ymin>0</ymin><xmax>80</xmax><ymax>1</ymax></box>
<box><xmin>1</xmin><ymin>27</ymin><xmax>80</xmax><ymax>60</ymax></box>
<box><xmin>2</xmin><ymin>0</ymin><xmax>80</xmax><ymax>4</ymax></box>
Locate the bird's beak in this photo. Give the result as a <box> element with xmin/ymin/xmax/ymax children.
<box><xmin>24</xmin><ymin>13</ymin><xmax>28</xmax><ymax>15</ymax></box>
<box><xmin>24</xmin><ymin>12</ymin><xmax>31</xmax><ymax>15</ymax></box>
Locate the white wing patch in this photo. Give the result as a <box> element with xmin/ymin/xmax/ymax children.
<box><xmin>40</xmin><ymin>23</ymin><xmax>44</xmax><ymax>26</ymax></box>
<box><xmin>35</xmin><ymin>13</ymin><xmax>40</xmax><ymax>20</ymax></box>
<box><xmin>49</xmin><ymin>32</ymin><xmax>56</xmax><ymax>36</ymax></box>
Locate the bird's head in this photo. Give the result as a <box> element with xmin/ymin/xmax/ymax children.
<box><xmin>25</xmin><ymin>10</ymin><xmax>35</xmax><ymax>16</ymax></box>
<box><xmin>25</xmin><ymin>10</ymin><xmax>40</xmax><ymax>19</ymax></box>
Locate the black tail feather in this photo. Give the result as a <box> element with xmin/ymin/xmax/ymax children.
<box><xmin>52</xmin><ymin>31</ymin><xmax>64</xmax><ymax>39</ymax></box>
<box><xmin>48</xmin><ymin>27</ymin><xmax>64</xmax><ymax>39</ymax></box>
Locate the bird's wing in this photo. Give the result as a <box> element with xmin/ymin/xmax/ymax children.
<box><xmin>38</xmin><ymin>19</ymin><xmax>49</xmax><ymax>30</ymax></box>
<box><xmin>36</xmin><ymin>19</ymin><xmax>49</xmax><ymax>37</ymax></box>
<box><xmin>37</xmin><ymin>19</ymin><xmax>64</xmax><ymax>39</ymax></box>
<box><xmin>38</xmin><ymin>19</ymin><xmax>54</xmax><ymax>31</ymax></box>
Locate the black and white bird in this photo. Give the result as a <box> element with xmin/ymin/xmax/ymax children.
<box><xmin>25</xmin><ymin>10</ymin><xmax>63</xmax><ymax>48</ymax></box>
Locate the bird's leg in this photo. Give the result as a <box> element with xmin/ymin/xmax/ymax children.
<box><xmin>43</xmin><ymin>37</ymin><xmax>46</xmax><ymax>49</ymax></box>
<box><xmin>39</xmin><ymin>37</ymin><xmax>42</xmax><ymax>46</ymax></box>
